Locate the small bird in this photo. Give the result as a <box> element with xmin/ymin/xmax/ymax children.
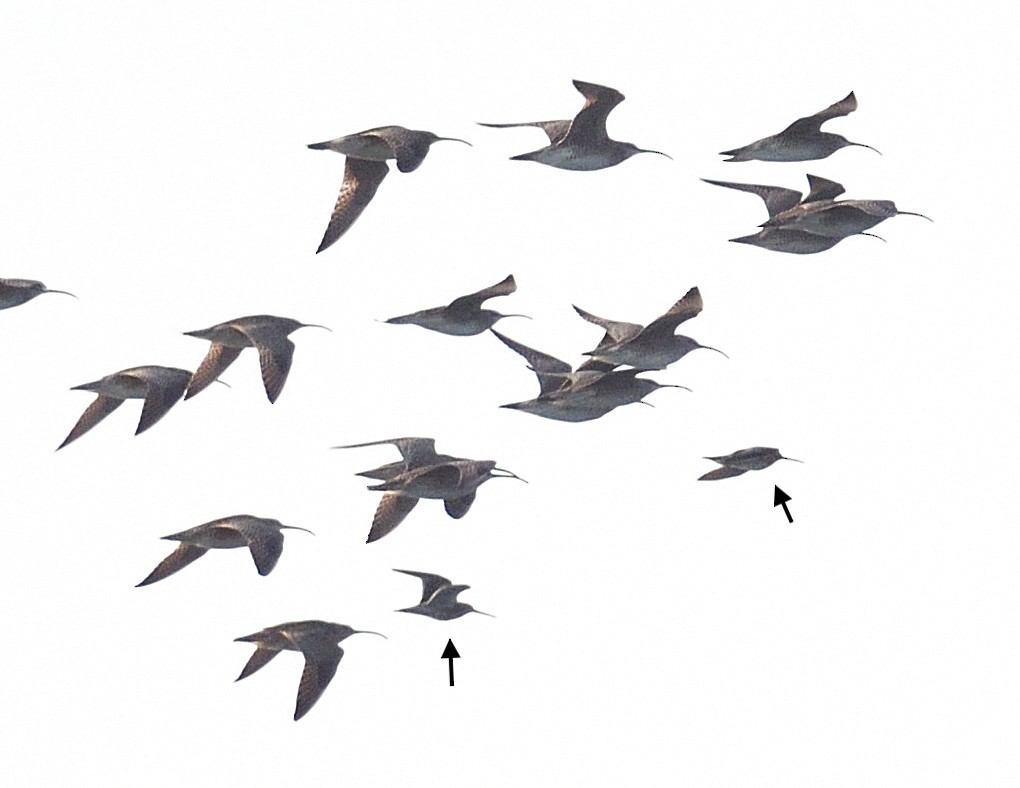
<box><xmin>183</xmin><ymin>314</ymin><xmax>329</xmax><ymax>403</ymax></box>
<box><xmin>367</xmin><ymin>458</ymin><xmax>525</xmax><ymax>499</ymax></box>
<box><xmin>699</xmin><ymin>447</ymin><xmax>803</xmax><ymax>480</ymax></box>
<box><xmin>308</xmin><ymin>126</ymin><xmax>471</xmax><ymax>253</ymax></box>
<box><xmin>136</xmin><ymin>515</ymin><xmax>314</xmax><ymax>586</ymax></box>
<box><xmin>384</xmin><ymin>274</ymin><xmax>527</xmax><ymax>335</ymax></box>
<box><xmin>576</xmin><ymin>286</ymin><xmax>727</xmax><ymax>370</ymax></box>
<box><xmin>394</xmin><ymin>569</ymin><xmax>494</xmax><ymax>620</ymax></box>
<box><xmin>720</xmin><ymin>91</ymin><xmax>880</xmax><ymax>162</ymax></box>
<box><xmin>57</xmin><ymin>365</ymin><xmax>191</xmax><ymax>450</ymax></box>
<box><xmin>234</xmin><ymin>620</ymin><xmax>385</xmax><ymax>721</ymax></box>
<box><xmin>479</xmin><ymin>79</ymin><xmax>670</xmax><ymax>170</ymax></box>
<box><xmin>0</xmin><ymin>278</ymin><xmax>76</xmax><ymax>310</ymax></box>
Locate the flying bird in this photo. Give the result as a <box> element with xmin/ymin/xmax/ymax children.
<box><xmin>336</xmin><ymin>439</ymin><xmax>524</xmax><ymax>542</ymax></box>
<box><xmin>393</xmin><ymin>569</ymin><xmax>494</xmax><ymax>620</ymax></box>
<box><xmin>234</xmin><ymin>620</ymin><xmax>385</xmax><ymax>720</ymax></box>
<box><xmin>384</xmin><ymin>274</ymin><xmax>527</xmax><ymax>335</ymax></box>
<box><xmin>698</xmin><ymin>447</ymin><xmax>803</xmax><ymax>480</ymax></box>
<box><xmin>57</xmin><ymin>365</ymin><xmax>191</xmax><ymax>450</ymax></box>
<box><xmin>479</xmin><ymin>79</ymin><xmax>671</xmax><ymax>170</ymax></box>
<box><xmin>308</xmin><ymin>125</ymin><xmax>471</xmax><ymax>252</ymax></box>
<box><xmin>0</xmin><ymin>278</ymin><xmax>76</xmax><ymax>310</ymax></box>
<box><xmin>136</xmin><ymin>515</ymin><xmax>314</xmax><ymax>586</ymax></box>
<box><xmin>701</xmin><ymin>175</ymin><xmax>912</xmax><ymax>253</ymax></box>
<box><xmin>576</xmin><ymin>286</ymin><xmax>727</xmax><ymax>370</ymax></box>
<box><xmin>183</xmin><ymin>314</ymin><xmax>329</xmax><ymax>403</ymax></box>
<box><xmin>490</xmin><ymin>329</ymin><xmax>682</xmax><ymax>421</ymax></box>
<box><xmin>719</xmin><ymin>91</ymin><xmax>880</xmax><ymax>162</ymax></box>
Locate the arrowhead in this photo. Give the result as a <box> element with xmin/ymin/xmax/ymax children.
<box><xmin>773</xmin><ymin>486</ymin><xmax>792</xmax><ymax>507</ymax></box>
<box><xmin>441</xmin><ymin>639</ymin><xmax>460</xmax><ymax>660</ymax></box>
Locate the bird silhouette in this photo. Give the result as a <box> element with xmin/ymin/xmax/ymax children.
<box><xmin>57</xmin><ymin>365</ymin><xmax>191</xmax><ymax>450</ymax></box>
<box><xmin>720</xmin><ymin>91</ymin><xmax>879</xmax><ymax>162</ymax></box>
<box><xmin>136</xmin><ymin>515</ymin><xmax>313</xmax><ymax>586</ymax></box>
<box><xmin>393</xmin><ymin>569</ymin><xmax>494</xmax><ymax>620</ymax></box>
<box><xmin>234</xmin><ymin>621</ymin><xmax>385</xmax><ymax>720</ymax></box>
<box><xmin>479</xmin><ymin>79</ymin><xmax>670</xmax><ymax>170</ymax></box>
<box><xmin>384</xmin><ymin>274</ymin><xmax>527</xmax><ymax>335</ymax></box>
<box><xmin>183</xmin><ymin>314</ymin><xmax>329</xmax><ymax>403</ymax></box>
<box><xmin>308</xmin><ymin>126</ymin><xmax>471</xmax><ymax>252</ymax></box>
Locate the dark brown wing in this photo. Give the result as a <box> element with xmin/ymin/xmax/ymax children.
<box><xmin>57</xmin><ymin>396</ymin><xmax>124</xmax><ymax>450</ymax></box>
<box><xmin>185</xmin><ymin>344</ymin><xmax>243</xmax><ymax>400</ymax></box>
<box><xmin>444</xmin><ymin>492</ymin><xmax>476</xmax><ymax>519</ymax></box>
<box><xmin>294</xmin><ymin>640</ymin><xmax>343</xmax><ymax>720</ymax></box>
<box><xmin>315</xmin><ymin>157</ymin><xmax>389</xmax><ymax>253</ymax></box>
<box><xmin>564</xmin><ymin>80</ymin><xmax>625</xmax><ymax>144</ymax></box>
<box><xmin>803</xmin><ymin>174</ymin><xmax>846</xmax><ymax>204</ymax></box>
<box><xmin>641</xmin><ymin>287</ymin><xmax>704</xmax><ymax>340</ymax></box>
<box><xmin>235</xmin><ymin>646</ymin><xmax>281</xmax><ymax>681</ymax></box>
<box><xmin>782</xmin><ymin>91</ymin><xmax>858</xmax><ymax>136</ymax></box>
<box><xmin>367</xmin><ymin>494</ymin><xmax>419</xmax><ymax>543</ymax></box>
<box><xmin>136</xmin><ymin>543</ymin><xmax>209</xmax><ymax>586</ymax></box>
<box><xmin>698</xmin><ymin>466</ymin><xmax>750</xmax><ymax>481</ymax></box>
<box><xmin>393</xmin><ymin>569</ymin><xmax>452</xmax><ymax>604</ymax></box>
<box><xmin>135</xmin><ymin>371</ymin><xmax>189</xmax><ymax>434</ymax></box>
<box><xmin>232</xmin><ymin>324</ymin><xmax>295</xmax><ymax>404</ymax></box>
<box><xmin>447</xmin><ymin>274</ymin><xmax>516</xmax><ymax>315</ymax></box>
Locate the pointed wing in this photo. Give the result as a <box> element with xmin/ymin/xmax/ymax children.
<box><xmin>431</xmin><ymin>584</ymin><xmax>470</xmax><ymax>611</ymax></box>
<box><xmin>565</xmin><ymin>80</ymin><xmax>625</xmax><ymax>144</ymax></box>
<box><xmin>367</xmin><ymin>494</ymin><xmax>419</xmax><ymax>543</ymax></box>
<box><xmin>573</xmin><ymin>305</ymin><xmax>643</xmax><ymax>346</ymax></box>
<box><xmin>185</xmin><ymin>344</ymin><xmax>243</xmax><ymax>400</ymax></box>
<box><xmin>315</xmin><ymin>157</ymin><xmax>389</xmax><ymax>253</ymax></box>
<box><xmin>238</xmin><ymin>524</ymin><xmax>285</xmax><ymax>576</ymax></box>
<box><xmin>478</xmin><ymin>120</ymin><xmax>572</xmax><ymax>143</ymax></box>
<box><xmin>701</xmin><ymin>178</ymin><xmax>803</xmax><ymax>218</ymax></box>
<box><xmin>803</xmin><ymin>174</ymin><xmax>846</xmax><ymax>204</ymax></box>
<box><xmin>134</xmin><ymin>371</ymin><xmax>188</xmax><ymax>435</ymax></box>
<box><xmin>490</xmin><ymin>329</ymin><xmax>573</xmax><ymax>395</ymax></box>
<box><xmin>444</xmin><ymin>491</ymin><xmax>476</xmax><ymax>519</ymax></box>
<box><xmin>782</xmin><ymin>91</ymin><xmax>857</xmax><ymax>136</ymax></box>
<box><xmin>697</xmin><ymin>466</ymin><xmax>749</xmax><ymax>481</ymax></box>
<box><xmin>294</xmin><ymin>640</ymin><xmax>343</xmax><ymax>720</ymax></box>
<box><xmin>57</xmin><ymin>396</ymin><xmax>124</xmax><ymax>449</ymax></box>
<box><xmin>447</xmin><ymin>274</ymin><xmax>516</xmax><ymax>315</ymax></box>
<box><xmin>231</xmin><ymin>323</ymin><xmax>295</xmax><ymax>404</ymax></box>
<box><xmin>640</xmin><ymin>287</ymin><xmax>704</xmax><ymax>340</ymax></box>
<box><xmin>136</xmin><ymin>543</ymin><xmax>209</xmax><ymax>586</ymax></box>
<box><xmin>393</xmin><ymin>569</ymin><xmax>452</xmax><ymax>604</ymax></box>
<box><xmin>235</xmin><ymin>646</ymin><xmax>281</xmax><ymax>681</ymax></box>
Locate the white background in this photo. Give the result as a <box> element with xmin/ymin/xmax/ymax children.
<box><xmin>2</xmin><ymin>2</ymin><xmax>1016</xmax><ymax>785</ymax></box>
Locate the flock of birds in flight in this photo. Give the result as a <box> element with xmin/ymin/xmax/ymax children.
<box><xmin>5</xmin><ymin>80</ymin><xmax>928</xmax><ymax>720</ymax></box>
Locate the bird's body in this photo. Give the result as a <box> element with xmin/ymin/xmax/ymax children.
<box><xmin>308</xmin><ymin>126</ymin><xmax>470</xmax><ymax>252</ymax></box>
<box><xmin>367</xmin><ymin>458</ymin><xmax>523</xmax><ymax>499</ymax></box>
<box><xmin>699</xmin><ymin>446</ymin><xmax>803</xmax><ymax>480</ymax></box>
<box><xmin>136</xmin><ymin>515</ymin><xmax>313</xmax><ymax>586</ymax></box>
<box><xmin>394</xmin><ymin>569</ymin><xmax>493</xmax><ymax>620</ymax></box>
<box><xmin>761</xmin><ymin>199</ymin><xmax>933</xmax><ymax>238</ymax></box>
<box><xmin>384</xmin><ymin>274</ymin><xmax>525</xmax><ymax>335</ymax></box>
<box><xmin>183</xmin><ymin>314</ymin><xmax>328</xmax><ymax>403</ymax></box>
<box><xmin>479</xmin><ymin>79</ymin><xmax>670</xmax><ymax>171</ymax></box>
<box><xmin>234</xmin><ymin>620</ymin><xmax>385</xmax><ymax>720</ymax></box>
<box><xmin>0</xmin><ymin>278</ymin><xmax>76</xmax><ymax>310</ymax></box>
<box><xmin>576</xmin><ymin>287</ymin><xmax>726</xmax><ymax>370</ymax></box>
<box><xmin>58</xmin><ymin>365</ymin><xmax>191</xmax><ymax>449</ymax></box>
<box><xmin>720</xmin><ymin>92</ymin><xmax>879</xmax><ymax>162</ymax></box>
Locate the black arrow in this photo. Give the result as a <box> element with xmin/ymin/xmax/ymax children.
<box><xmin>773</xmin><ymin>485</ymin><xmax>793</xmax><ymax>523</ymax></box>
<box><xmin>441</xmin><ymin>639</ymin><xmax>460</xmax><ymax>686</ymax></box>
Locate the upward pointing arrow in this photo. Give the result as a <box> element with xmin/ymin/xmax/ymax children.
<box><xmin>441</xmin><ymin>639</ymin><xmax>460</xmax><ymax>686</ymax></box>
<box><xmin>773</xmin><ymin>486</ymin><xmax>793</xmax><ymax>523</ymax></box>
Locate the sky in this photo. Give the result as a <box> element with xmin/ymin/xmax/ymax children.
<box><xmin>2</xmin><ymin>2</ymin><xmax>1017</xmax><ymax>785</ymax></box>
